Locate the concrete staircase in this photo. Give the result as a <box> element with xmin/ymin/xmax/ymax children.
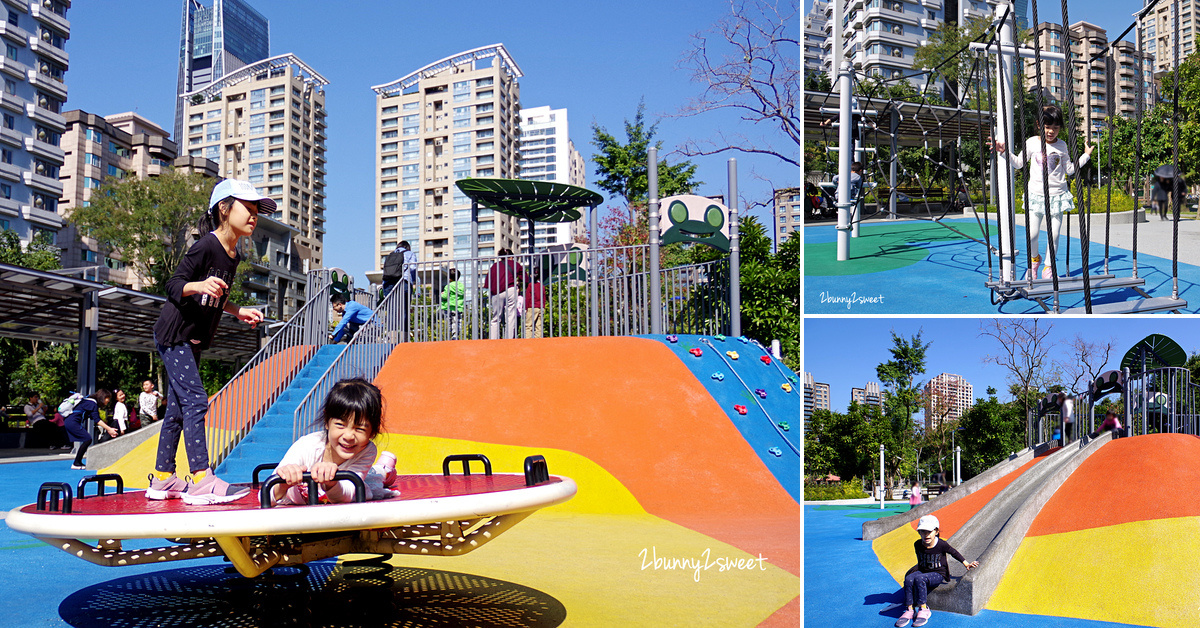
<box><xmin>216</xmin><ymin>344</ymin><xmax>345</xmax><ymax>482</ymax></box>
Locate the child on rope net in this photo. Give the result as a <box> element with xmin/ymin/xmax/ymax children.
<box><xmin>990</xmin><ymin>105</ymin><xmax>1094</xmax><ymax>281</ymax></box>
<box><xmin>894</xmin><ymin>515</ymin><xmax>978</xmax><ymax>628</ymax></box>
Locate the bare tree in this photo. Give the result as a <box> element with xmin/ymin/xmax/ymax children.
<box><xmin>1057</xmin><ymin>334</ymin><xmax>1117</xmax><ymax>396</ymax></box>
<box><xmin>979</xmin><ymin>319</ymin><xmax>1057</xmax><ymax>444</ymax></box>
<box><xmin>675</xmin><ymin>0</ymin><xmax>800</xmax><ymax>171</ymax></box>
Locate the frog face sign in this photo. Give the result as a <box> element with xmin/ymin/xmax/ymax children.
<box><xmin>660</xmin><ymin>195</ymin><xmax>731</xmax><ymax>252</ymax></box>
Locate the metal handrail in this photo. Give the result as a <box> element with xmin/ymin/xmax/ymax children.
<box><xmin>206</xmin><ymin>281</ymin><xmax>333</xmax><ymax>469</ymax></box>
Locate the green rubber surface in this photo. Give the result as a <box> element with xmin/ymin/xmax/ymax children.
<box><xmin>805</xmin><ymin>222</ymin><xmax>983</xmax><ymax>276</ymax></box>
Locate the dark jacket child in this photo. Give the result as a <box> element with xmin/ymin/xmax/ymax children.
<box><xmin>894</xmin><ymin>515</ymin><xmax>978</xmax><ymax>627</ymax></box>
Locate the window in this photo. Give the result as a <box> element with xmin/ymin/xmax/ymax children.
<box><xmin>85</xmin><ymin>129</ymin><xmax>102</xmax><ymax>143</ymax></box>
<box><xmin>83</xmin><ymin>177</ymin><xmax>101</xmax><ymax>188</ymax></box>
<box><xmin>249</xmin><ymin>137</ymin><xmax>265</xmax><ymax>158</ymax></box>
<box><xmin>381</xmin><ymin>105</ymin><xmax>398</xmax><ymax>115</ymax></box>
<box><xmin>4</xmin><ymin>44</ymin><xmax>15</xmax><ymax>61</ymax></box>
<box><xmin>0</xmin><ymin>183</ymin><xmax>9</xmax><ymax>199</ymax></box>
<box><xmin>81</xmin><ymin>250</ymin><xmax>97</xmax><ymax>263</ymax></box>
<box><xmin>401</xmin><ymin>139</ymin><xmax>419</xmax><ymax>161</ymax></box>
<box><xmin>3</xmin><ymin>79</ymin><xmax>14</xmax><ymax>95</ymax></box>
<box><xmin>6</xmin><ymin>10</ymin><xmax>16</xmax><ymax>27</ymax></box>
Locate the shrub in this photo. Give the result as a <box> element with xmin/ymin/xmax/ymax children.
<box><xmin>804</xmin><ymin>479</ymin><xmax>869</xmax><ymax>501</ymax></box>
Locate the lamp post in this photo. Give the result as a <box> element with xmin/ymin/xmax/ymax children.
<box><xmin>951</xmin><ymin>426</ymin><xmax>965</xmax><ymax>486</ymax></box>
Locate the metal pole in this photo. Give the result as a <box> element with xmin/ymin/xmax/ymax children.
<box><xmin>955</xmin><ymin>445</ymin><xmax>961</xmax><ymax>487</ymax></box>
<box><xmin>994</xmin><ymin>3</ymin><xmax>1016</xmax><ymax>281</ymax></box>
<box><xmin>589</xmin><ymin>203</ymin><xmax>599</xmax><ymax>337</ymax></box>
<box><xmin>889</xmin><ymin>108</ymin><xmax>899</xmax><ymax>219</ymax></box>
<box><xmin>837</xmin><ymin>61</ymin><xmax>853</xmax><ymax>261</ymax></box>
<box><xmin>879</xmin><ymin>443</ymin><xmax>885</xmax><ymax>510</ymax></box>
<box><xmin>728</xmin><ymin>158</ymin><xmax>740</xmax><ymax>337</ymax></box>
<box><xmin>648</xmin><ymin>147</ymin><xmax>662</xmax><ymax>335</ymax></box>
<box><xmin>471</xmin><ymin>200</ymin><xmax>480</xmax><ymax>340</ymax></box>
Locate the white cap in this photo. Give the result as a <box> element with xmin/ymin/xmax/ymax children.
<box><xmin>209</xmin><ymin>178</ymin><xmax>277</xmax><ymax>214</ymax></box>
<box><xmin>917</xmin><ymin>515</ymin><xmax>939</xmax><ymax>531</ymax></box>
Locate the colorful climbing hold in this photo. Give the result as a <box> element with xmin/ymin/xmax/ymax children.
<box><xmin>711</xmin><ymin>372</ymin><xmax>725</xmax><ymax>381</ymax></box>
<box><xmin>788</xmin><ymin>375</ymin><xmax>797</xmax><ymax>383</ymax></box>
<box><xmin>689</xmin><ymin>348</ymin><xmax>703</xmax><ymax>357</ymax></box>
<box><xmin>760</xmin><ymin>355</ymin><xmax>772</xmax><ymax>366</ymax></box>
<box><xmin>778</xmin><ymin>422</ymin><xmax>790</xmax><ymax>432</ymax></box>
<box><xmin>666</xmin><ymin>335</ymin><xmax>678</xmax><ymax>343</ymax></box>
<box><xmin>726</xmin><ymin>351</ymin><xmax>739</xmax><ymax>360</ymax></box>
<box><xmin>755</xmin><ymin>388</ymin><xmax>767</xmax><ymax>399</ymax></box>
<box><xmin>714</xmin><ymin>334</ymin><xmax>726</xmax><ymax>341</ymax></box>
<box><xmin>768</xmin><ymin>447</ymin><xmax>782</xmax><ymax>457</ymax></box>
<box><xmin>781</xmin><ymin>383</ymin><xmax>793</xmax><ymax>393</ymax></box>
<box><xmin>734</xmin><ymin>404</ymin><xmax>747</xmax><ymax>415</ymax></box>
<box><xmin>737</xmin><ymin>336</ymin><xmax>749</xmax><ymax>343</ymax></box>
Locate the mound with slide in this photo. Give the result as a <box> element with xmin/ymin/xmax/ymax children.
<box><xmin>867</xmin><ymin>432</ymin><xmax>1200</xmax><ymax>625</ymax></box>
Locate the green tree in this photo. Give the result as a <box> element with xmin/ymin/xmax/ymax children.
<box><xmin>958</xmin><ymin>391</ymin><xmax>1025</xmax><ymax>478</ymax></box>
<box><xmin>735</xmin><ymin>216</ymin><xmax>799</xmax><ymax>369</ymax></box>
<box><xmin>591</xmin><ymin>99</ymin><xmax>701</xmax><ymax>212</ymax></box>
<box><xmin>65</xmin><ymin>169</ymin><xmax>214</xmax><ymax>295</ymax></box>
<box><xmin>877</xmin><ymin>330</ymin><xmax>931</xmax><ymax>424</ymax></box>
<box><xmin>911</xmin><ymin>17</ymin><xmax>991</xmax><ymax>105</ymax></box>
<box><xmin>0</xmin><ymin>229</ymin><xmax>61</xmax><ymax>270</ymax></box>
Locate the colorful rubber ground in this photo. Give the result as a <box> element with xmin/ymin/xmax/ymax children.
<box><xmin>804</xmin><ymin>218</ymin><xmax>1200</xmax><ymax>314</ymax></box>
<box><xmin>837</xmin><ymin>433</ymin><xmax>1200</xmax><ymax>627</ymax></box>
<box><xmin>2</xmin><ymin>335</ymin><xmax>800</xmax><ymax>626</ymax></box>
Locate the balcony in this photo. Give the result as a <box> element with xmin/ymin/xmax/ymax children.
<box><xmin>25</xmin><ymin>102</ymin><xmax>64</xmax><ymax>130</ymax></box>
<box><xmin>24</xmin><ymin>135</ymin><xmax>63</xmax><ymax>161</ymax></box>
<box><xmin>0</xmin><ymin>20</ymin><xmax>28</xmax><ymax>46</ymax></box>
<box><xmin>22</xmin><ymin>169</ymin><xmax>61</xmax><ymax>195</ymax></box>
<box><xmin>0</xmin><ymin>90</ymin><xmax>24</xmax><ymax>114</ymax></box>
<box><xmin>0</xmin><ymin>125</ymin><xmax>19</xmax><ymax>147</ymax></box>
<box><xmin>30</xmin><ymin>2</ymin><xmax>69</xmax><ymax>36</ymax></box>
<box><xmin>2</xmin><ymin>0</ymin><xmax>29</xmax><ymax>12</ymax></box>
<box><xmin>28</xmin><ymin>37</ymin><xmax>67</xmax><ymax>67</ymax></box>
<box><xmin>27</xmin><ymin>69</ymin><xmax>65</xmax><ymax>99</ymax></box>
<box><xmin>0</xmin><ymin>160</ymin><xmax>20</xmax><ymax>181</ymax></box>
<box><xmin>21</xmin><ymin>202</ymin><xmax>61</xmax><ymax>229</ymax></box>
<box><xmin>0</xmin><ymin>55</ymin><xmax>27</xmax><ymax>81</ymax></box>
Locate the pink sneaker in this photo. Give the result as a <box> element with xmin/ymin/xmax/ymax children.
<box><xmin>183</xmin><ymin>471</ymin><xmax>249</xmax><ymax>505</ymax></box>
<box><xmin>146</xmin><ymin>473</ymin><xmax>188</xmax><ymax>500</ymax></box>
<box><xmin>913</xmin><ymin>608</ymin><xmax>932</xmax><ymax>627</ymax></box>
<box><xmin>895</xmin><ymin>608</ymin><xmax>914</xmax><ymax>627</ymax></box>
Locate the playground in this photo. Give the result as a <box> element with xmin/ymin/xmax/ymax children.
<box><xmin>806</xmin><ymin>326</ymin><xmax>1200</xmax><ymax>627</ymax></box>
<box><xmin>1</xmin><ymin>332</ymin><xmax>799</xmax><ymax>626</ymax></box>
<box><xmin>805</xmin><ymin>0</ymin><xmax>1200</xmax><ymax>314</ymax></box>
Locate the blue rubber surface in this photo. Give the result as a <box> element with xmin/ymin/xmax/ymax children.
<box><xmin>640</xmin><ymin>334</ymin><xmax>800</xmax><ymax>503</ymax></box>
<box><xmin>805</xmin><ymin>502</ymin><xmax>1143</xmax><ymax>627</ymax></box>
<box><xmin>805</xmin><ymin>218</ymin><xmax>1200</xmax><ymax>314</ymax></box>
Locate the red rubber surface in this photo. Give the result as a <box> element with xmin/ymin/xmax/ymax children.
<box><xmin>20</xmin><ymin>474</ymin><xmax>555</xmax><ymax>516</ymax></box>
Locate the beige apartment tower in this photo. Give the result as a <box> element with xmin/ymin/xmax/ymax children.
<box><xmin>1025</xmin><ymin>22</ymin><xmax>1154</xmax><ymax>144</ymax></box>
<box><xmin>924</xmin><ymin>373</ymin><xmax>974</xmax><ymax>431</ymax></box>
<box><xmin>179</xmin><ymin>53</ymin><xmax>328</xmax><ymax>272</ymax></box>
<box><xmin>371</xmin><ymin>44</ymin><xmax>523</xmax><ymax>268</ymax></box>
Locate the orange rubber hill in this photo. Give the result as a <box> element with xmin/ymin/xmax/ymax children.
<box><xmin>910</xmin><ymin>448</ymin><xmax>1058</xmax><ymax>538</ymax></box>
<box><xmin>1027</xmin><ymin>434</ymin><xmax>1200</xmax><ymax>536</ymax></box>
<box><xmin>373</xmin><ymin>336</ymin><xmax>800</xmax><ymax>575</ymax></box>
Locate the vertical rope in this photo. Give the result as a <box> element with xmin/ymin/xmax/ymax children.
<box><xmin>1103</xmin><ymin>53</ymin><xmax>1115</xmax><ymax>278</ymax></box>
<box><xmin>977</xmin><ymin>52</ymin><xmax>995</xmax><ymax>283</ymax></box>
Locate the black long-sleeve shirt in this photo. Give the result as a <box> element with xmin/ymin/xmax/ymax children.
<box><xmin>907</xmin><ymin>538</ymin><xmax>966</xmax><ymax>583</ymax></box>
<box><xmin>153</xmin><ymin>232</ymin><xmax>240</xmax><ymax>350</ymax></box>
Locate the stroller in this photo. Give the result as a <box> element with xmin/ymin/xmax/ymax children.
<box><xmin>805</xmin><ymin>181</ymin><xmax>837</xmax><ymax>219</ymax></box>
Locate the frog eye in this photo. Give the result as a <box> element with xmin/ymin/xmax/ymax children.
<box><xmin>705</xmin><ymin>205</ymin><xmax>725</xmax><ymax>228</ymax></box>
<box><xmin>668</xmin><ymin>200</ymin><xmax>689</xmax><ymax>224</ymax></box>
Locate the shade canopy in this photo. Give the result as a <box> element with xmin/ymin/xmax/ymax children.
<box><xmin>455</xmin><ymin>178</ymin><xmax>603</xmax><ymax>224</ymax></box>
<box><xmin>1120</xmin><ymin>334</ymin><xmax>1187</xmax><ymax>373</ymax></box>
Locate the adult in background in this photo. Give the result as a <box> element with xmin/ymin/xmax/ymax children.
<box><xmin>25</xmin><ymin>392</ymin><xmax>66</xmax><ymax>449</ymax></box>
<box><xmin>329</xmin><ymin>293</ymin><xmax>374</xmax><ymax>344</ymax></box>
<box><xmin>380</xmin><ymin>240</ymin><xmax>418</xmax><ymax>340</ymax></box>
<box><xmin>485</xmin><ymin>248</ymin><xmax>526</xmax><ymax>340</ymax></box>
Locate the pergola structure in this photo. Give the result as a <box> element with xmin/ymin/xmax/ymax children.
<box><xmin>0</xmin><ymin>262</ymin><xmax>263</xmax><ymax>394</ymax></box>
<box><xmin>455</xmin><ymin>178</ymin><xmax>603</xmax><ymax>253</ymax></box>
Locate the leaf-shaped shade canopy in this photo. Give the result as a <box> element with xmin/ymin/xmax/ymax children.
<box><xmin>1120</xmin><ymin>334</ymin><xmax>1187</xmax><ymax>373</ymax></box>
<box><xmin>455</xmin><ymin>178</ymin><xmax>603</xmax><ymax>223</ymax></box>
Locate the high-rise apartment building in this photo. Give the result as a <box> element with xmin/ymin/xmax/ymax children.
<box><xmin>1024</xmin><ymin>22</ymin><xmax>1154</xmax><ymax>143</ymax></box>
<box><xmin>804</xmin><ymin>372</ymin><xmax>831</xmax><ymax>428</ymax></box>
<box><xmin>0</xmin><ymin>0</ymin><xmax>69</xmax><ymax>250</ymax></box>
<box><xmin>175</xmin><ymin>0</ymin><xmax>270</xmax><ymax>142</ymax></box>
<box><xmin>517</xmin><ymin>105</ymin><xmax>585</xmax><ymax>248</ymax></box>
<box><xmin>371</xmin><ymin>44</ymin><xmax>523</xmax><ymax>267</ymax></box>
<box><xmin>813</xmin><ymin>0</ymin><xmax>1025</xmax><ymax>90</ymax></box>
<box><xmin>851</xmin><ymin>381</ymin><xmax>883</xmax><ymax>410</ymax></box>
<box><xmin>774</xmin><ymin>187</ymin><xmax>801</xmax><ymax>243</ymax></box>
<box><xmin>1140</xmin><ymin>0</ymin><xmax>1197</xmax><ymax>74</ymax></box>
<box><xmin>180</xmin><ymin>53</ymin><xmax>328</xmax><ymax>317</ymax></box>
<box><xmin>924</xmin><ymin>373</ymin><xmax>974</xmax><ymax>430</ymax></box>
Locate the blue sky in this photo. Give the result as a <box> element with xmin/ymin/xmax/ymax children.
<box><xmin>64</xmin><ymin>1</ymin><xmax>796</xmax><ymax>281</ymax></box>
<box><xmin>804</xmin><ymin>317</ymin><xmax>1200</xmax><ymax>417</ymax></box>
